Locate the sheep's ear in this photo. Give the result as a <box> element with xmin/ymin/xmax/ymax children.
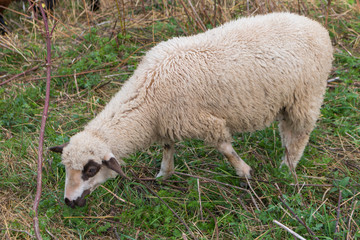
<box><xmin>102</xmin><ymin>155</ymin><xmax>129</xmax><ymax>180</ymax></box>
<box><xmin>49</xmin><ymin>143</ymin><xmax>68</xmax><ymax>154</ymax></box>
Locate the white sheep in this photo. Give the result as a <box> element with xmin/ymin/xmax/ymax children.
<box><xmin>50</xmin><ymin>12</ymin><xmax>333</xmax><ymax>207</ymax></box>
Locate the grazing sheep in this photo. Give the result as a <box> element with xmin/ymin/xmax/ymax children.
<box><xmin>50</xmin><ymin>12</ymin><xmax>333</xmax><ymax>208</ymax></box>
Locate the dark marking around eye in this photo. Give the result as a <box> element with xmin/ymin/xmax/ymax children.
<box><xmin>82</xmin><ymin>160</ymin><xmax>101</xmax><ymax>180</ymax></box>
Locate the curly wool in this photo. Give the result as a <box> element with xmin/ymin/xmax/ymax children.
<box><xmin>61</xmin><ymin>12</ymin><xmax>333</xmax><ymax>170</ymax></box>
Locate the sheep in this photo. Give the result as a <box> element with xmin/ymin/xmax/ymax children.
<box><xmin>50</xmin><ymin>12</ymin><xmax>333</xmax><ymax>208</ymax></box>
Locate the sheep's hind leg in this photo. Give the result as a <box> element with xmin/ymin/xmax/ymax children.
<box><xmin>156</xmin><ymin>143</ymin><xmax>175</xmax><ymax>179</ymax></box>
<box><xmin>278</xmin><ymin>105</ymin><xmax>318</xmax><ymax>171</ymax></box>
<box><xmin>218</xmin><ymin>142</ymin><xmax>252</xmax><ymax>178</ymax></box>
<box><xmin>279</xmin><ymin>120</ymin><xmax>312</xmax><ymax>171</ymax></box>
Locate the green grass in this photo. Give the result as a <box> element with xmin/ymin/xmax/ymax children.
<box><xmin>1</xmin><ymin>1</ymin><xmax>360</xmax><ymax>239</ymax></box>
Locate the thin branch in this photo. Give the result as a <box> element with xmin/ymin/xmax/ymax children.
<box><xmin>205</xmin><ymin>209</ymin><xmax>219</xmax><ymax>240</ymax></box>
<box><xmin>100</xmin><ymin>185</ymin><xmax>135</xmax><ymax>206</ymax></box>
<box><xmin>129</xmin><ymin>170</ymin><xmax>198</xmax><ymax>240</ymax></box>
<box><xmin>246</xmin><ymin>177</ymin><xmax>265</xmax><ymax>208</ymax></box>
<box><xmin>114</xmin><ymin>227</ymin><xmax>121</xmax><ymax>240</ymax></box>
<box><xmin>145</xmin><ymin>184</ymin><xmax>197</xmax><ymax>239</ymax></box>
<box><xmin>325</xmin><ymin>0</ymin><xmax>332</xmax><ymax>27</ymax></box>
<box><xmin>81</xmin><ymin>0</ymin><xmax>91</xmax><ymax>28</ymax></box>
<box><xmin>174</xmin><ymin>172</ymin><xmax>248</xmax><ymax>192</ymax></box>
<box><xmin>0</xmin><ymin>66</ymin><xmax>39</xmax><ymax>86</ymax></box>
<box><xmin>197</xmin><ymin>178</ymin><xmax>204</xmax><ymax>221</ymax></box>
<box><xmin>237</xmin><ymin>196</ymin><xmax>250</xmax><ymax>213</ymax></box>
<box><xmin>0</xmin><ymin>228</ymin><xmax>35</xmax><ymax>239</ymax></box>
<box><xmin>186</xmin><ymin>0</ymin><xmax>207</xmax><ymax>31</ymax></box>
<box><xmin>214</xmin><ymin>0</ymin><xmax>217</xmax><ymax>25</ymax></box>
<box><xmin>28</xmin><ymin>41</ymin><xmax>154</xmax><ymax>82</ymax></box>
<box><xmin>290</xmin><ymin>183</ymin><xmax>333</xmax><ymax>187</ymax></box>
<box><xmin>174</xmin><ymin>171</ymin><xmax>260</xmax><ymax>210</ymax></box>
<box><xmin>273</xmin><ymin>220</ymin><xmax>306</xmax><ymax>240</ymax></box>
<box><xmin>346</xmin><ymin>200</ymin><xmax>358</xmax><ymax>239</ymax></box>
<box><xmin>45</xmin><ymin>229</ymin><xmax>58</xmax><ymax>240</ymax></box>
<box><xmin>32</xmin><ymin>3</ymin><xmax>54</xmax><ymax>240</ymax></box>
<box><xmin>278</xmin><ymin>196</ymin><xmax>319</xmax><ymax>240</ymax></box>
<box><xmin>334</xmin><ymin>190</ymin><xmax>342</xmax><ymax>239</ymax></box>
<box><xmin>177</xmin><ymin>0</ymin><xmax>199</xmax><ymax>32</ymax></box>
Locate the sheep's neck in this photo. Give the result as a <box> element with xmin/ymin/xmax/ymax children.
<box><xmin>85</xmin><ymin>107</ymin><xmax>158</xmax><ymax>159</ymax></box>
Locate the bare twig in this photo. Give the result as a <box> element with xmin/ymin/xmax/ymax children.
<box><xmin>28</xmin><ymin>41</ymin><xmax>154</xmax><ymax>82</ymax></box>
<box><xmin>186</xmin><ymin>0</ymin><xmax>206</xmax><ymax>31</ymax></box>
<box><xmin>290</xmin><ymin>183</ymin><xmax>333</xmax><ymax>187</ymax></box>
<box><xmin>114</xmin><ymin>227</ymin><xmax>121</xmax><ymax>240</ymax></box>
<box><xmin>129</xmin><ymin>170</ymin><xmax>198</xmax><ymax>240</ymax></box>
<box><xmin>115</xmin><ymin>0</ymin><xmax>126</xmax><ymax>35</ymax></box>
<box><xmin>278</xmin><ymin>196</ymin><xmax>319</xmax><ymax>240</ymax></box>
<box><xmin>325</xmin><ymin>0</ymin><xmax>332</xmax><ymax>27</ymax></box>
<box><xmin>197</xmin><ymin>178</ymin><xmax>204</xmax><ymax>220</ymax></box>
<box><xmin>246</xmin><ymin>177</ymin><xmax>265</xmax><ymax>208</ymax></box>
<box><xmin>346</xmin><ymin>200</ymin><xmax>358</xmax><ymax>239</ymax></box>
<box><xmin>213</xmin><ymin>0</ymin><xmax>217</xmax><ymax>25</ymax></box>
<box><xmin>174</xmin><ymin>172</ymin><xmax>248</xmax><ymax>192</ymax></box>
<box><xmin>0</xmin><ymin>228</ymin><xmax>35</xmax><ymax>239</ymax></box>
<box><xmin>100</xmin><ymin>185</ymin><xmax>135</xmax><ymax>206</ymax></box>
<box><xmin>273</xmin><ymin>220</ymin><xmax>306</xmax><ymax>240</ymax></box>
<box><xmin>205</xmin><ymin>208</ymin><xmax>219</xmax><ymax>240</ymax></box>
<box><xmin>0</xmin><ymin>66</ymin><xmax>39</xmax><ymax>86</ymax></box>
<box><xmin>81</xmin><ymin>0</ymin><xmax>91</xmax><ymax>28</ymax></box>
<box><xmin>32</xmin><ymin>3</ymin><xmax>54</xmax><ymax>240</ymax></box>
<box><xmin>45</xmin><ymin>229</ymin><xmax>58</xmax><ymax>240</ymax></box>
<box><xmin>327</xmin><ymin>77</ymin><xmax>340</xmax><ymax>83</ymax></box>
<box><xmin>238</xmin><ymin>196</ymin><xmax>250</xmax><ymax>213</ymax></box>
<box><xmin>174</xmin><ymin>171</ymin><xmax>260</xmax><ymax>210</ymax></box>
<box><xmin>177</xmin><ymin>0</ymin><xmax>199</xmax><ymax>32</ymax></box>
<box><xmin>145</xmin><ymin>186</ymin><xmax>196</xmax><ymax>239</ymax></box>
<box><xmin>334</xmin><ymin>190</ymin><xmax>342</xmax><ymax>239</ymax></box>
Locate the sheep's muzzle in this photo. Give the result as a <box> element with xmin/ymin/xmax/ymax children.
<box><xmin>64</xmin><ymin>189</ymin><xmax>91</xmax><ymax>208</ymax></box>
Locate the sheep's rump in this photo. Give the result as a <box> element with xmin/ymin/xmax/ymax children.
<box><xmin>109</xmin><ymin>13</ymin><xmax>333</xmax><ymax>143</ymax></box>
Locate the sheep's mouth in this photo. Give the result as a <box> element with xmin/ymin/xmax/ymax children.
<box><xmin>65</xmin><ymin>189</ymin><xmax>91</xmax><ymax>208</ymax></box>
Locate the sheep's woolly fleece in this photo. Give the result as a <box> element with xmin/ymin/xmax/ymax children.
<box><xmin>61</xmin><ymin>12</ymin><xmax>333</xmax><ymax>170</ymax></box>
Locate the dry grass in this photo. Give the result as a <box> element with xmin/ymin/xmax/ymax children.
<box><xmin>0</xmin><ymin>0</ymin><xmax>359</xmax><ymax>239</ymax></box>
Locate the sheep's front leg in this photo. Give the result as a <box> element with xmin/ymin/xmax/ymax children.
<box><xmin>156</xmin><ymin>143</ymin><xmax>175</xmax><ymax>179</ymax></box>
<box><xmin>218</xmin><ymin>142</ymin><xmax>252</xmax><ymax>178</ymax></box>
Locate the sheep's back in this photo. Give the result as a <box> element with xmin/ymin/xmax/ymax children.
<box><xmin>93</xmin><ymin>13</ymin><xmax>333</xmax><ymax>142</ymax></box>
<box><xmin>145</xmin><ymin>13</ymin><xmax>332</xmax><ymax>140</ymax></box>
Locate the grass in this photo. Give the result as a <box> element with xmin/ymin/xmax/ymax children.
<box><xmin>1</xmin><ymin>0</ymin><xmax>359</xmax><ymax>239</ymax></box>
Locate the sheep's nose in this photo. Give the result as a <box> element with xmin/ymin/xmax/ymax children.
<box><xmin>64</xmin><ymin>198</ymin><xmax>76</xmax><ymax>208</ymax></box>
<box><xmin>64</xmin><ymin>189</ymin><xmax>90</xmax><ymax>208</ymax></box>
<box><xmin>74</xmin><ymin>196</ymin><xmax>87</xmax><ymax>207</ymax></box>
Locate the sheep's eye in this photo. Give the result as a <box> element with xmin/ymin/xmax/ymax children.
<box><xmin>86</xmin><ymin>166</ymin><xmax>99</xmax><ymax>176</ymax></box>
<box><xmin>82</xmin><ymin>160</ymin><xmax>101</xmax><ymax>180</ymax></box>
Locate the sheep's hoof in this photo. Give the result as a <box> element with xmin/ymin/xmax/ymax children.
<box><xmin>236</xmin><ymin>166</ymin><xmax>253</xmax><ymax>179</ymax></box>
<box><xmin>156</xmin><ymin>171</ymin><xmax>173</xmax><ymax>180</ymax></box>
<box><xmin>239</xmin><ymin>181</ymin><xmax>249</xmax><ymax>189</ymax></box>
<box><xmin>239</xmin><ymin>169</ymin><xmax>253</xmax><ymax>188</ymax></box>
<box><xmin>279</xmin><ymin>162</ymin><xmax>285</xmax><ymax>169</ymax></box>
<box><xmin>280</xmin><ymin>157</ymin><xmax>296</xmax><ymax>172</ymax></box>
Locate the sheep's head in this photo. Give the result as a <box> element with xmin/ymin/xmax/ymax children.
<box><xmin>49</xmin><ymin>132</ymin><xmax>127</xmax><ymax>208</ymax></box>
